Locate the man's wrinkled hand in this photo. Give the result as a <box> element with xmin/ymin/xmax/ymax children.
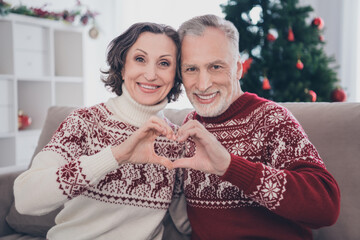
<box><xmin>172</xmin><ymin>120</ymin><xmax>231</xmax><ymax>176</ymax></box>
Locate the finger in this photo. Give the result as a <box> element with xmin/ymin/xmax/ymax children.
<box><xmin>153</xmin><ymin>155</ymin><xmax>174</xmax><ymax>169</ymax></box>
<box><xmin>149</xmin><ymin>116</ymin><xmax>176</xmax><ymax>140</ymax></box>
<box><xmin>177</xmin><ymin>120</ymin><xmax>204</xmax><ymax>141</ymax></box>
<box><xmin>143</xmin><ymin>122</ymin><xmax>167</xmax><ymax>137</ymax></box>
<box><xmin>177</xmin><ymin>126</ymin><xmax>209</xmax><ymax>143</ymax></box>
<box><xmin>172</xmin><ymin>157</ymin><xmax>195</xmax><ymax>169</ymax></box>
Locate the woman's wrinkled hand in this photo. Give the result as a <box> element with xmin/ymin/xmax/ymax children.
<box><xmin>111</xmin><ymin>116</ymin><xmax>176</xmax><ymax>169</ymax></box>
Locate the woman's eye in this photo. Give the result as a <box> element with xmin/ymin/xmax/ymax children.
<box><xmin>160</xmin><ymin>61</ymin><xmax>170</xmax><ymax>67</ymax></box>
<box><xmin>135</xmin><ymin>57</ymin><xmax>145</xmax><ymax>62</ymax></box>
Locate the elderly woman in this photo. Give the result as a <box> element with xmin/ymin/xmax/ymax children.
<box><xmin>14</xmin><ymin>22</ymin><xmax>183</xmax><ymax>239</ymax></box>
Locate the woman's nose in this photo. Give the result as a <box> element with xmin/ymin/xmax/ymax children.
<box><xmin>143</xmin><ymin>65</ymin><xmax>157</xmax><ymax>81</ymax></box>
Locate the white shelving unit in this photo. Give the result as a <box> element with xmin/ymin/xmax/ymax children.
<box><xmin>0</xmin><ymin>14</ymin><xmax>85</xmax><ymax>167</ymax></box>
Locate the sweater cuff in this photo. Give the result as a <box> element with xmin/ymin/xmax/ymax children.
<box><xmin>80</xmin><ymin>146</ymin><xmax>119</xmax><ymax>184</ymax></box>
<box><xmin>220</xmin><ymin>154</ymin><xmax>259</xmax><ymax>192</ymax></box>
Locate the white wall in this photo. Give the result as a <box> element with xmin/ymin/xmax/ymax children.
<box><xmin>340</xmin><ymin>0</ymin><xmax>360</xmax><ymax>102</ymax></box>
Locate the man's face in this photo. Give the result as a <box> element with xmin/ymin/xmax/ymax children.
<box><xmin>181</xmin><ymin>27</ymin><xmax>242</xmax><ymax>117</ymax></box>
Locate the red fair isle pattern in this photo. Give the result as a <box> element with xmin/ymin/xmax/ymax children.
<box><xmin>184</xmin><ymin>102</ymin><xmax>324</xmax><ymax>210</ymax></box>
<box><xmin>43</xmin><ymin>104</ymin><xmax>183</xmax><ymax>209</ymax></box>
<box><xmin>57</xmin><ymin>161</ymin><xmax>90</xmax><ymax>198</ymax></box>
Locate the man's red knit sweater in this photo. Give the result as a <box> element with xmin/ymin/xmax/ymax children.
<box><xmin>183</xmin><ymin>92</ymin><xmax>340</xmax><ymax>240</ymax></box>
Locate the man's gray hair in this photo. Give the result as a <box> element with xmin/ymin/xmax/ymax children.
<box><xmin>178</xmin><ymin>14</ymin><xmax>240</xmax><ymax>55</ymax></box>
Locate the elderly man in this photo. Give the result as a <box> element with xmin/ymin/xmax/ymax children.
<box><xmin>172</xmin><ymin>14</ymin><xmax>340</xmax><ymax>240</ymax></box>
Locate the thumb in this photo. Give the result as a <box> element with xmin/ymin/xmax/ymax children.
<box><xmin>172</xmin><ymin>157</ymin><xmax>195</xmax><ymax>169</ymax></box>
<box><xmin>154</xmin><ymin>155</ymin><xmax>174</xmax><ymax>169</ymax></box>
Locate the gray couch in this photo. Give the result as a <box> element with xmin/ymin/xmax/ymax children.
<box><xmin>1</xmin><ymin>103</ymin><xmax>359</xmax><ymax>240</ymax></box>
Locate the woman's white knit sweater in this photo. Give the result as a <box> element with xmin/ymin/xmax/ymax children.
<box><xmin>14</xmin><ymin>87</ymin><xmax>183</xmax><ymax>240</ymax></box>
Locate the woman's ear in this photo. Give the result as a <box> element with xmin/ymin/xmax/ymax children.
<box><xmin>121</xmin><ymin>68</ymin><xmax>125</xmax><ymax>81</ymax></box>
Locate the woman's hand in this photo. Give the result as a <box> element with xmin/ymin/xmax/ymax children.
<box><xmin>173</xmin><ymin>120</ymin><xmax>231</xmax><ymax>176</ymax></box>
<box><xmin>111</xmin><ymin>116</ymin><xmax>176</xmax><ymax>168</ymax></box>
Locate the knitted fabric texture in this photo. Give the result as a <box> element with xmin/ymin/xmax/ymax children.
<box><xmin>14</xmin><ymin>88</ymin><xmax>183</xmax><ymax>240</ymax></box>
<box><xmin>182</xmin><ymin>92</ymin><xmax>340</xmax><ymax>240</ymax></box>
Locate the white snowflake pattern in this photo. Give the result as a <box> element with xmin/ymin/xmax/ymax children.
<box><xmin>252</xmin><ymin>131</ymin><xmax>265</xmax><ymax>148</ymax></box>
<box><xmin>231</xmin><ymin>142</ymin><xmax>246</xmax><ymax>155</ymax></box>
<box><xmin>261</xmin><ymin>180</ymin><xmax>281</xmax><ymax>200</ymax></box>
<box><xmin>268</xmin><ymin>112</ymin><xmax>285</xmax><ymax>124</ymax></box>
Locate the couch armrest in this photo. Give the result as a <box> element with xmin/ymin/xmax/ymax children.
<box><xmin>0</xmin><ymin>165</ymin><xmax>27</xmax><ymax>236</ymax></box>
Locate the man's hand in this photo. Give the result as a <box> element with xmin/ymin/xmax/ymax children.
<box><xmin>111</xmin><ymin>116</ymin><xmax>175</xmax><ymax>169</ymax></box>
<box><xmin>173</xmin><ymin>120</ymin><xmax>231</xmax><ymax>176</ymax></box>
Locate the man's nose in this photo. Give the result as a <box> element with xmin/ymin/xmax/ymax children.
<box><xmin>144</xmin><ymin>65</ymin><xmax>157</xmax><ymax>81</ymax></box>
<box><xmin>197</xmin><ymin>71</ymin><xmax>212</xmax><ymax>91</ymax></box>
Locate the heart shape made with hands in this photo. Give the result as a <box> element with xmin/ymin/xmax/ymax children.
<box><xmin>123</xmin><ymin>117</ymin><xmax>230</xmax><ymax>175</ymax></box>
<box><xmin>116</xmin><ymin>116</ymin><xmax>180</xmax><ymax>169</ymax></box>
<box><xmin>166</xmin><ymin>120</ymin><xmax>231</xmax><ymax>175</ymax></box>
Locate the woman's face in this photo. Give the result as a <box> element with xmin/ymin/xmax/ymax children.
<box><xmin>122</xmin><ymin>32</ymin><xmax>177</xmax><ymax>105</ymax></box>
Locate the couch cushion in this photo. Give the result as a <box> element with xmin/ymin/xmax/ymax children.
<box><xmin>0</xmin><ymin>233</ymin><xmax>45</xmax><ymax>240</ymax></box>
<box><xmin>5</xmin><ymin>106</ymin><xmax>75</xmax><ymax>237</ymax></box>
<box><xmin>0</xmin><ymin>166</ymin><xmax>26</xmax><ymax>236</ymax></box>
<box><xmin>281</xmin><ymin>102</ymin><xmax>360</xmax><ymax>240</ymax></box>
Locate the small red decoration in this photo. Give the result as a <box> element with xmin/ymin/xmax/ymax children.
<box><xmin>18</xmin><ymin>110</ymin><xmax>32</xmax><ymax>130</ymax></box>
<box><xmin>262</xmin><ymin>76</ymin><xmax>271</xmax><ymax>90</ymax></box>
<box><xmin>242</xmin><ymin>57</ymin><xmax>253</xmax><ymax>78</ymax></box>
<box><xmin>266</xmin><ymin>33</ymin><xmax>276</xmax><ymax>42</ymax></box>
<box><xmin>288</xmin><ymin>27</ymin><xmax>295</xmax><ymax>42</ymax></box>
<box><xmin>296</xmin><ymin>59</ymin><xmax>304</xmax><ymax>70</ymax></box>
<box><xmin>319</xmin><ymin>35</ymin><xmax>325</xmax><ymax>42</ymax></box>
<box><xmin>1</xmin><ymin>1</ymin><xmax>99</xmax><ymax>27</ymax></box>
<box><xmin>312</xmin><ymin>17</ymin><xmax>324</xmax><ymax>30</ymax></box>
<box><xmin>266</xmin><ymin>28</ymin><xmax>278</xmax><ymax>42</ymax></box>
<box><xmin>331</xmin><ymin>87</ymin><xmax>347</xmax><ymax>102</ymax></box>
<box><xmin>308</xmin><ymin>90</ymin><xmax>317</xmax><ymax>102</ymax></box>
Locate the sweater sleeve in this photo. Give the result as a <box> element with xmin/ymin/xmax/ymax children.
<box><xmin>14</xmin><ymin>109</ymin><xmax>119</xmax><ymax>216</ymax></box>
<box><xmin>220</xmin><ymin>106</ymin><xmax>340</xmax><ymax>229</ymax></box>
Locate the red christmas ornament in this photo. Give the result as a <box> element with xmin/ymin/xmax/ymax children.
<box><xmin>288</xmin><ymin>27</ymin><xmax>295</xmax><ymax>42</ymax></box>
<box><xmin>308</xmin><ymin>90</ymin><xmax>317</xmax><ymax>102</ymax></box>
<box><xmin>296</xmin><ymin>59</ymin><xmax>304</xmax><ymax>70</ymax></box>
<box><xmin>331</xmin><ymin>88</ymin><xmax>347</xmax><ymax>102</ymax></box>
<box><xmin>312</xmin><ymin>17</ymin><xmax>324</xmax><ymax>30</ymax></box>
<box><xmin>319</xmin><ymin>35</ymin><xmax>325</xmax><ymax>42</ymax></box>
<box><xmin>262</xmin><ymin>77</ymin><xmax>271</xmax><ymax>90</ymax></box>
<box><xmin>266</xmin><ymin>33</ymin><xmax>276</xmax><ymax>42</ymax></box>
<box><xmin>241</xmin><ymin>57</ymin><xmax>253</xmax><ymax>78</ymax></box>
<box><xmin>18</xmin><ymin>110</ymin><xmax>32</xmax><ymax>130</ymax></box>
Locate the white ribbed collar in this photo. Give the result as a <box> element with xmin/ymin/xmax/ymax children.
<box><xmin>105</xmin><ymin>85</ymin><xmax>167</xmax><ymax>127</ymax></box>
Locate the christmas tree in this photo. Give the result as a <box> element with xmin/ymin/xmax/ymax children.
<box><xmin>221</xmin><ymin>0</ymin><xmax>341</xmax><ymax>102</ymax></box>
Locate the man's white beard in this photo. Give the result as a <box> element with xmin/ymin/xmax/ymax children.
<box><xmin>190</xmin><ymin>94</ymin><xmax>232</xmax><ymax>117</ymax></box>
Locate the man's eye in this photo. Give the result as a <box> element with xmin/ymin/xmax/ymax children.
<box><xmin>186</xmin><ymin>67</ymin><xmax>196</xmax><ymax>72</ymax></box>
<box><xmin>135</xmin><ymin>57</ymin><xmax>145</xmax><ymax>62</ymax></box>
<box><xmin>212</xmin><ymin>65</ymin><xmax>222</xmax><ymax>70</ymax></box>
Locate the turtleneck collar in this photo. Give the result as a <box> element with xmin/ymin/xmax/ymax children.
<box><xmin>194</xmin><ymin>92</ymin><xmax>266</xmax><ymax>124</ymax></box>
<box><xmin>106</xmin><ymin>85</ymin><xmax>167</xmax><ymax>127</ymax></box>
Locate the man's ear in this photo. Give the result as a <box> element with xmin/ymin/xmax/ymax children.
<box><xmin>236</xmin><ymin>55</ymin><xmax>243</xmax><ymax>80</ymax></box>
